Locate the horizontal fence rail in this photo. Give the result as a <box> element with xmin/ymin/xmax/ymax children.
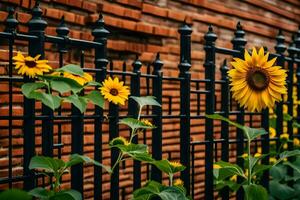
<box><xmin>0</xmin><ymin>2</ymin><xmax>300</xmax><ymax>200</ymax></box>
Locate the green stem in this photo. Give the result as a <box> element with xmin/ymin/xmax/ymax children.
<box><xmin>129</xmin><ymin>128</ymin><xmax>136</xmax><ymax>143</ymax></box>
<box><xmin>137</xmin><ymin>106</ymin><xmax>142</xmax><ymax>120</ymax></box>
<box><xmin>129</xmin><ymin>105</ymin><xmax>143</xmax><ymax>143</ymax></box>
<box><xmin>169</xmin><ymin>173</ymin><xmax>173</xmax><ymax>186</ymax></box>
<box><xmin>111</xmin><ymin>153</ymin><xmax>123</xmax><ymax>174</ymax></box>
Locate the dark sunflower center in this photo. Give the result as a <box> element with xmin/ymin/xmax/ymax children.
<box><xmin>246</xmin><ymin>67</ymin><xmax>270</xmax><ymax>91</ymax></box>
<box><xmin>110</xmin><ymin>88</ymin><xmax>119</xmax><ymax>96</ymax></box>
<box><xmin>25</xmin><ymin>61</ymin><xmax>37</xmax><ymax>68</ymax></box>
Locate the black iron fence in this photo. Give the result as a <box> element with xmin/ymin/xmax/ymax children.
<box><xmin>0</xmin><ymin>2</ymin><xmax>300</xmax><ymax>200</ymax></box>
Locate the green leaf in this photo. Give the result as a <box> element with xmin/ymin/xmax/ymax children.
<box><xmin>56</xmin><ymin>64</ymin><xmax>84</xmax><ymax>76</ymax></box>
<box><xmin>110</xmin><ymin>143</ymin><xmax>153</xmax><ymax>162</ymax></box>
<box><xmin>65</xmin><ymin>154</ymin><xmax>111</xmax><ymax>173</ymax></box>
<box><xmin>276</xmin><ymin>150</ymin><xmax>300</xmax><ymax>164</ymax></box>
<box><xmin>152</xmin><ymin>159</ymin><xmax>185</xmax><ymax>175</ymax></box>
<box><xmin>269</xmin><ymin>180</ymin><xmax>295</xmax><ymax>200</ymax></box>
<box><xmin>21</xmin><ymin>82</ymin><xmax>47</xmax><ymax>97</ymax></box>
<box><xmin>206</xmin><ymin>114</ymin><xmax>245</xmax><ymax>130</ymax></box>
<box><xmin>85</xmin><ymin>81</ymin><xmax>102</xmax><ymax>87</ymax></box>
<box><xmin>214</xmin><ymin>168</ymin><xmax>236</xmax><ymax>181</ymax></box>
<box><xmin>50</xmin><ymin>80</ymin><xmax>73</xmax><ymax>94</ymax></box>
<box><xmin>130</xmin><ymin>96</ymin><xmax>161</xmax><ymax>109</ymax></box>
<box><xmin>214</xmin><ymin>161</ymin><xmax>244</xmax><ymax>178</ymax></box>
<box><xmin>244</xmin><ymin>127</ymin><xmax>267</xmax><ymax>141</ymax></box>
<box><xmin>252</xmin><ymin>164</ymin><xmax>272</xmax><ymax>177</ymax></box>
<box><xmin>284</xmin><ymin>161</ymin><xmax>300</xmax><ymax>174</ymax></box>
<box><xmin>119</xmin><ymin>118</ymin><xmax>155</xmax><ymax>130</ymax></box>
<box><xmin>133</xmin><ymin>181</ymin><xmax>189</xmax><ymax>200</ymax></box>
<box><xmin>283</xmin><ymin>113</ymin><xmax>293</xmax><ymax>121</ymax></box>
<box><xmin>270</xmin><ymin>164</ymin><xmax>286</xmax><ymax>181</ymax></box>
<box><xmin>29</xmin><ymin>156</ymin><xmax>65</xmax><ymax>173</ymax></box>
<box><xmin>243</xmin><ymin>184</ymin><xmax>268</xmax><ymax>200</ymax></box>
<box><xmin>84</xmin><ymin>91</ymin><xmax>104</xmax><ymax>108</ymax></box>
<box><xmin>158</xmin><ymin>187</ymin><xmax>189</xmax><ymax>200</ymax></box>
<box><xmin>28</xmin><ymin>92</ymin><xmax>61</xmax><ymax>110</ymax></box>
<box><xmin>205</xmin><ymin>114</ymin><xmax>267</xmax><ymax>141</ymax></box>
<box><xmin>0</xmin><ymin>189</ymin><xmax>32</xmax><ymax>200</ymax></box>
<box><xmin>42</xmin><ymin>75</ymin><xmax>83</xmax><ymax>94</ymax></box>
<box><xmin>64</xmin><ymin>95</ymin><xmax>87</xmax><ymax>113</ymax></box>
<box><xmin>50</xmin><ymin>190</ymin><xmax>82</xmax><ymax>200</ymax></box>
<box><xmin>28</xmin><ymin>187</ymin><xmax>51</xmax><ymax>199</ymax></box>
<box><xmin>292</xmin><ymin>121</ymin><xmax>300</xmax><ymax>128</ymax></box>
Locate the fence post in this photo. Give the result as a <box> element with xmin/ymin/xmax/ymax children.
<box><xmin>70</xmin><ymin>21</ymin><xmax>85</xmax><ymax>196</ymax></box>
<box><xmin>151</xmin><ymin>53</ymin><xmax>163</xmax><ymax>182</ymax></box>
<box><xmin>24</xmin><ymin>1</ymin><xmax>47</xmax><ymax>190</ymax></box>
<box><xmin>5</xmin><ymin>7</ymin><xmax>18</xmax><ymax>189</ymax></box>
<box><xmin>231</xmin><ymin>22</ymin><xmax>247</xmax><ymax>199</ymax></box>
<box><xmin>287</xmin><ymin>35</ymin><xmax>297</xmax><ymax>182</ymax></box>
<box><xmin>130</xmin><ymin>57</ymin><xmax>142</xmax><ymax>190</ymax></box>
<box><xmin>296</xmin><ymin>28</ymin><xmax>300</xmax><ymax>139</ymax></box>
<box><xmin>92</xmin><ymin>14</ymin><xmax>109</xmax><ymax>200</ymax></box>
<box><xmin>204</xmin><ymin>25</ymin><xmax>217</xmax><ymax>200</ymax></box>
<box><xmin>220</xmin><ymin>60</ymin><xmax>229</xmax><ymax>200</ymax></box>
<box><xmin>275</xmin><ymin>30</ymin><xmax>286</xmax><ymax>151</ymax></box>
<box><xmin>178</xmin><ymin>22</ymin><xmax>192</xmax><ymax>195</ymax></box>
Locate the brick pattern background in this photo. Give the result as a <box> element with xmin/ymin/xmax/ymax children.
<box><xmin>0</xmin><ymin>0</ymin><xmax>299</xmax><ymax>199</ymax></box>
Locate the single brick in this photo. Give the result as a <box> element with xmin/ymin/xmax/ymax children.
<box><xmin>142</xmin><ymin>3</ymin><xmax>168</xmax><ymax>17</ymax></box>
<box><xmin>82</xmin><ymin>1</ymin><xmax>98</xmax><ymax>13</ymax></box>
<box><xmin>153</xmin><ymin>26</ymin><xmax>169</xmax><ymax>36</ymax></box>
<box><xmin>68</xmin><ymin>0</ymin><xmax>82</xmax><ymax>8</ymax></box>
<box><xmin>136</xmin><ymin>22</ymin><xmax>153</xmax><ymax>34</ymax></box>
<box><xmin>123</xmin><ymin>8</ymin><xmax>141</xmax><ymax>20</ymax></box>
<box><xmin>167</xmin><ymin>9</ymin><xmax>186</xmax><ymax>22</ymax></box>
<box><xmin>102</xmin><ymin>3</ymin><xmax>125</xmax><ymax>17</ymax></box>
<box><xmin>116</xmin><ymin>0</ymin><xmax>142</xmax><ymax>8</ymax></box>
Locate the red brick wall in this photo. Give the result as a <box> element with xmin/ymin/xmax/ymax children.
<box><xmin>0</xmin><ymin>0</ymin><xmax>299</xmax><ymax>199</ymax></box>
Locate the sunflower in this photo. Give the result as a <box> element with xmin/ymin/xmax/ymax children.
<box><xmin>13</xmin><ymin>52</ymin><xmax>52</xmax><ymax>78</ymax></box>
<box><xmin>294</xmin><ymin>138</ymin><xmax>300</xmax><ymax>147</ymax></box>
<box><xmin>213</xmin><ymin>164</ymin><xmax>221</xmax><ymax>169</ymax></box>
<box><xmin>110</xmin><ymin>136</ymin><xmax>130</xmax><ymax>146</ymax></box>
<box><xmin>228</xmin><ymin>47</ymin><xmax>287</xmax><ymax>112</ymax></box>
<box><xmin>63</xmin><ymin>72</ymin><xmax>93</xmax><ymax>86</ymax></box>
<box><xmin>174</xmin><ymin>179</ymin><xmax>184</xmax><ymax>186</ymax></box>
<box><xmin>100</xmin><ymin>77</ymin><xmax>130</xmax><ymax>105</ymax></box>
<box><xmin>140</xmin><ymin>119</ymin><xmax>154</xmax><ymax>127</ymax></box>
<box><xmin>269</xmin><ymin>157</ymin><xmax>277</xmax><ymax>164</ymax></box>
<box><xmin>280</xmin><ymin>133</ymin><xmax>289</xmax><ymax>141</ymax></box>
<box><xmin>169</xmin><ymin>161</ymin><xmax>183</xmax><ymax>168</ymax></box>
<box><xmin>230</xmin><ymin>175</ymin><xmax>237</xmax><ymax>182</ymax></box>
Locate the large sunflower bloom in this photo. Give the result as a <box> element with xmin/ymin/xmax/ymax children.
<box><xmin>100</xmin><ymin>77</ymin><xmax>130</xmax><ymax>105</ymax></box>
<box><xmin>13</xmin><ymin>52</ymin><xmax>52</xmax><ymax>78</ymax></box>
<box><xmin>63</xmin><ymin>72</ymin><xmax>93</xmax><ymax>86</ymax></box>
<box><xmin>228</xmin><ymin>47</ymin><xmax>287</xmax><ymax>112</ymax></box>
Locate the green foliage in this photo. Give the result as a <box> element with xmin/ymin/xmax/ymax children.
<box><xmin>269</xmin><ymin>157</ymin><xmax>300</xmax><ymax>200</ymax></box>
<box><xmin>20</xmin><ymin>64</ymin><xmax>104</xmax><ymax>112</ymax></box>
<box><xmin>55</xmin><ymin>64</ymin><xmax>84</xmax><ymax>76</ymax></box>
<box><xmin>132</xmin><ymin>181</ymin><xmax>190</xmax><ymax>200</ymax></box>
<box><xmin>213</xmin><ymin>161</ymin><xmax>244</xmax><ymax>178</ymax></box>
<box><xmin>207</xmin><ymin>114</ymin><xmax>300</xmax><ymax>199</ymax></box>
<box><xmin>243</xmin><ymin>184</ymin><xmax>268</xmax><ymax>200</ymax></box>
<box><xmin>29</xmin><ymin>188</ymin><xmax>82</xmax><ymax>200</ymax></box>
<box><xmin>152</xmin><ymin>160</ymin><xmax>186</xmax><ymax>175</ymax></box>
<box><xmin>119</xmin><ymin>118</ymin><xmax>156</xmax><ymax>130</ymax></box>
<box><xmin>29</xmin><ymin>154</ymin><xmax>111</xmax><ymax>200</ymax></box>
<box><xmin>110</xmin><ymin>142</ymin><xmax>153</xmax><ymax>162</ymax></box>
<box><xmin>130</xmin><ymin>96</ymin><xmax>161</xmax><ymax>109</ymax></box>
<box><xmin>206</xmin><ymin>114</ymin><xmax>267</xmax><ymax>141</ymax></box>
<box><xmin>0</xmin><ymin>189</ymin><xmax>32</xmax><ymax>200</ymax></box>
